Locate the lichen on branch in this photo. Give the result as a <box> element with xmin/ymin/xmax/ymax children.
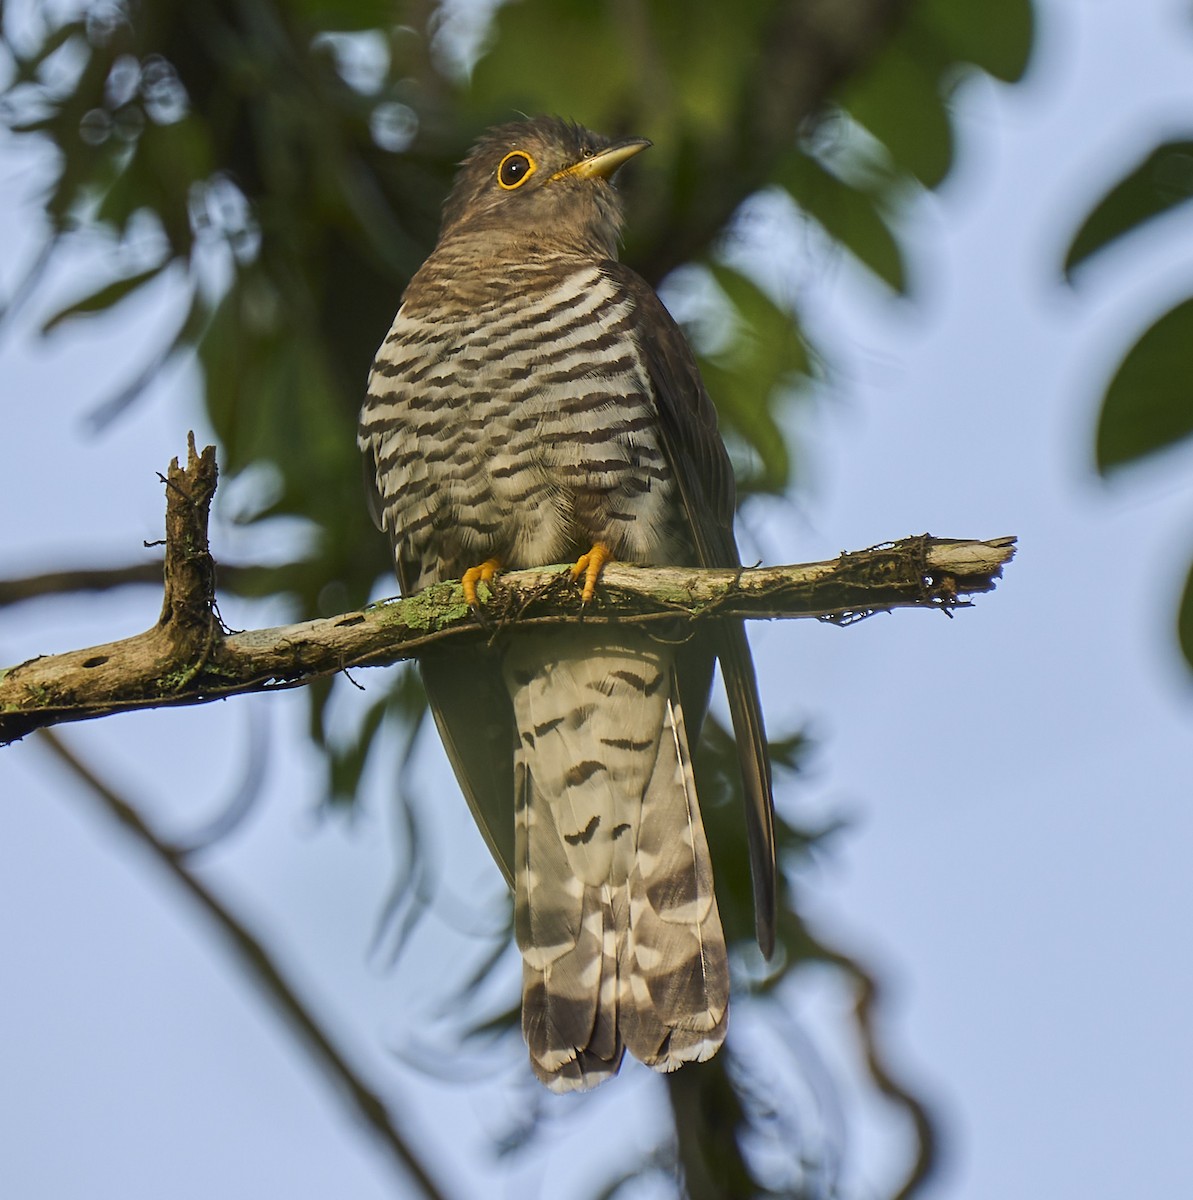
<box><xmin>0</xmin><ymin>438</ymin><xmax>1016</xmax><ymax>744</ymax></box>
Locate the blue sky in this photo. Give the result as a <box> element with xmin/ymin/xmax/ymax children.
<box><xmin>3</xmin><ymin>1</ymin><xmax>1193</xmax><ymax>1197</ymax></box>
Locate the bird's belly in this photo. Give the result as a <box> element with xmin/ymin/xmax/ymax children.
<box><xmin>363</xmin><ymin>268</ymin><xmax>685</xmax><ymax>583</ymax></box>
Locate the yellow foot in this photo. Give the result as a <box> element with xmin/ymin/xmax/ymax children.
<box><xmin>570</xmin><ymin>543</ymin><xmax>613</xmax><ymax>605</ymax></box>
<box><xmin>462</xmin><ymin>558</ymin><xmax>502</xmax><ymax>608</ymax></box>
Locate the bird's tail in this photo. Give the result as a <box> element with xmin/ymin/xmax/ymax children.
<box><xmin>503</xmin><ymin>628</ymin><xmax>728</xmax><ymax>1092</ymax></box>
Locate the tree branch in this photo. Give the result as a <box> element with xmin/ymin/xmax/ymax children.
<box><xmin>813</xmin><ymin>935</ymin><xmax>939</xmax><ymax>1200</ymax></box>
<box><xmin>0</xmin><ymin>560</ymin><xmax>299</xmax><ymax>608</ymax></box>
<box><xmin>36</xmin><ymin>728</ymin><xmax>452</xmax><ymax>1200</ymax></box>
<box><xmin>0</xmin><ymin>562</ymin><xmax>164</xmax><ymax>605</ymax></box>
<box><xmin>0</xmin><ymin>440</ymin><xmax>1016</xmax><ymax>744</ymax></box>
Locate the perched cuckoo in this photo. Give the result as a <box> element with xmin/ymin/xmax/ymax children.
<box><xmin>359</xmin><ymin>117</ymin><xmax>774</xmax><ymax>1091</ymax></box>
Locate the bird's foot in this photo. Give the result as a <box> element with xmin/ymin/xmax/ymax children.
<box><xmin>462</xmin><ymin>558</ymin><xmax>502</xmax><ymax>609</ymax></box>
<box><xmin>570</xmin><ymin>543</ymin><xmax>612</xmax><ymax>605</ymax></box>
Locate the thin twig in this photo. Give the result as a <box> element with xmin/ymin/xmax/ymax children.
<box><xmin>813</xmin><ymin>935</ymin><xmax>939</xmax><ymax>1199</ymax></box>
<box><xmin>36</xmin><ymin>728</ymin><xmax>453</xmax><ymax>1200</ymax></box>
<box><xmin>0</xmin><ymin>561</ymin><xmax>310</xmax><ymax>608</ymax></box>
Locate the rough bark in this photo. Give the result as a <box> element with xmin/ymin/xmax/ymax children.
<box><xmin>0</xmin><ymin>439</ymin><xmax>1015</xmax><ymax>744</ymax></box>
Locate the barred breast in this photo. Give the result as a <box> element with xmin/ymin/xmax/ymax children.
<box><xmin>359</xmin><ymin>253</ymin><xmax>682</xmax><ymax>592</ymax></box>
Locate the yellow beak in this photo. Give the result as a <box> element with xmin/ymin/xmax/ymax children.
<box><xmin>552</xmin><ymin>137</ymin><xmax>652</xmax><ymax>182</ymax></box>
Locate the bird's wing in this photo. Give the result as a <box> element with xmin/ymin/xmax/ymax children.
<box><xmin>421</xmin><ymin>650</ymin><xmax>518</xmax><ymax>887</ymax></box>
<box><xmin>601</xmin><ymin>261</ymin><xmax>777</xmax><ymax>957</ymax></box>
<box><xmin>360</xmin><ymin>433</ymin><xmax>519</xmax><ymax>886</ymax></box>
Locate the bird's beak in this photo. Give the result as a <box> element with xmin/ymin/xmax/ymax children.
<box><xmin>553</xmin><ymin>137</ymin><xmax>652</xmax><ymax>182</ymax></box>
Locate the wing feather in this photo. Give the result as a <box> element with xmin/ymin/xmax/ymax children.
<box><xmin>600</xmin><ymin>262</ymin><xmax>777</xmax><ymax>957</ymax></box>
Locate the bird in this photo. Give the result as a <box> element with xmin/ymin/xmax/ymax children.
<box><xmin>358</xmin><ymin>116</ymin><xmax>774</xmax><ymax>1092</ymax></box>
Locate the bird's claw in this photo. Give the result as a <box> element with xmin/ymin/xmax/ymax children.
<box><xmin>462</xmin><ymin>558</ymin><xmax>502</xmax><ymax>611</ymax></box>
<box><xmin>570</xmin><ymin>543</ymin><xmax>612</xmax><ymax>605</ymax></box>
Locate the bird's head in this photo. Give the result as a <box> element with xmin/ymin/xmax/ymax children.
<box><xmin>437</xmin><ymin>116</ymin><xmax>651</xmax><ymax>259</ymax></box>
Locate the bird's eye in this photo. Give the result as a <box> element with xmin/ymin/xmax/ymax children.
<box><xmin>497</xmin><ymin>150</ymin><xmax>536</xmax><ymax>190</ymax></box>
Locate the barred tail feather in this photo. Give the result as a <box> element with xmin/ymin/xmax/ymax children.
<box><xmin>622</xmin><ymin>693</ymin><xmax>728</xmax><ymax>1070</ymax></box>
<box><xmin>505</xmin><ymin>629</ymin><xmax>728</xmax><ymax>1092</ymax></box>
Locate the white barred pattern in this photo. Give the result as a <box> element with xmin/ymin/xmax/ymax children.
<box><xmin>360</xmin><ymin>259</ymin><xmax>683</xmax><ymax>591</ymax></box>
<box><xmin>361</xmin><ymin>217</ymin><xmax>730</xmax><ymax>1090</ymax></box>
<box><xmin>506</xmin><ymin>629</ymin><xmax>728</xmax><ymax>1090</ymax></box>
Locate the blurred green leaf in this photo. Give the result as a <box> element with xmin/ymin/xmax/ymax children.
<box><xmin>917</xmin><ymin>0</ymin><xmax>1034</xmax><ymax>84</ymax></box>
<box><xmin>667</xmin><ymin>1053</ymin><xmax>753</xmax><ymax>1200</ymax></box>
<box><xmin>466</xmin><ymin>0</ymin><xmax>633</xmax><ymax>129</ymax></box>
<box><xmin>41</xmin><ymin>262</ymin><xmax>170</xmax><ymax>333</ymax></box>
<box><xmin>468</xmin><ymin>0</ymin><xmax>773</xmax><ymax>142</ymax></box>
<box><xmin>779</xmin><ymin>154</ymin><xmax>906</xmax><ymax>292</ymax></box>
<box><xmin>328</xmin><ymin>683</ymin><xmax>396</xmax><ymax>805</ymax></box>
<box><xmin>87</xmin><ymin>283</ymin><xmax>212</xmax><ymax>426</ymax></box>
<box><xmin>695</xmin><ymin>712</ymin><xmax>816</xmax><ymax>953</ymax></box>
<box><xmin>125</xmin><ymin>118</ymin><xmax>215</xmax><ymax>251</ymax></box>
<box><xmin>1096</xmin><ymin>296</ymin><xmax>1193</xmax><ymax>473</ymax></box>
<box><xmin>842</xmin><ymin>36</ymin><xmax>953</xmax><ymax>188</ymax></box>
<box><xmin>200</xmin><ymin>268</ymin><xmax>354</xmax><ymax>497</ymax></box>
<box><xmin>1064</xmin><ymin>140</ymin><xmax>1193</xmax><ymax>277</ymax></box>
<box><xmin>288</xmin><ymin>0</ymin><xmax>401</xmax><ymax>32</ymax></box>
<box><xmin>1179</xmin><ymin>560</ymin><xmax>1193</xmax><ymax>674</ymax></box>
<box><xmin>702</xmin><ymin>263</ymin><xmax>806</xmax><ymax>493</ymax></box>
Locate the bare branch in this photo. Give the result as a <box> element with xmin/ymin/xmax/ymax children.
<box><xmin>0</xmin><ymin>440</ymin><xmax>1016</xmax><ymax>743</ymax></box>
<box><xmin>37</xmin><ymin>728</ymin><xmax>453</xmax><ymax>1200</ymax></box>
<box><xmin>811</xmin><ymin>934</ymin><xmax>940</xmax><ymax>1200</ymax></box>
<box><xmin>0</xmin><ymin>560</ymin><xmax>298</xmax><ymax>608</ymax></box>
<box><xmin>0</xmin><ymin>562</ymin><xmax>164</xmax><ymax>606</ymax></box>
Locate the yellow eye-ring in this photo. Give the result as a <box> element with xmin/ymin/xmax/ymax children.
<box><xmin>497</xmin><ymin>150</ymin><xmax>536</xmax><ymax>190</ymax></box>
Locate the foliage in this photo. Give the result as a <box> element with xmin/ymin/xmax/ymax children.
<box><xmin>1064</xmin><ymin>136</ymin><xmax>1193</xmax><ymax>671</ymax></box>
<box><xmin>0</xmin><ymin>0</ymin><xmax>1036</xmax><ymax>1195</ymax></box>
